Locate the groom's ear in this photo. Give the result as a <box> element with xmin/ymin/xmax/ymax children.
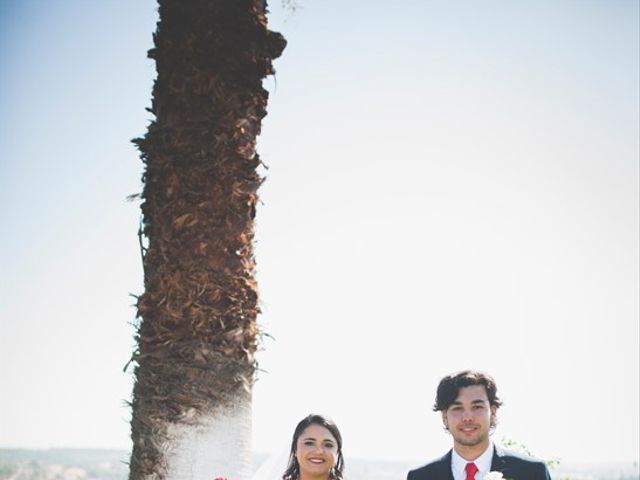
<box><xmin>441</xmin><ymin>410</ymin><xmax>448</xmax><ymax>429</ymax></box>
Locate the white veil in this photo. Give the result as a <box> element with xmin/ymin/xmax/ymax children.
<box><xmin>250</xmin><ymin>449</ymin><xmax>290</xmax><ymax>480</ymax></box>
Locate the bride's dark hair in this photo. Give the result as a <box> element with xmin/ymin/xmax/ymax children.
<box><xmin>282</xmin><ymin>414</ymin><xmax>344</xmax><ymax>480</ymax></box>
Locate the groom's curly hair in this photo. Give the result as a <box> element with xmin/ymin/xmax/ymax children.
<box><xmin>433</xmin><ymin>370</ymin><xmax>503</xmax><ymax>411</ymax></box>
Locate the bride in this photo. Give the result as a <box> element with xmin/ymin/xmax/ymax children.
<box><xmin>252</xmin><ymin>414</ymin><xmax>345</xmax><ymax>480</ymax></box>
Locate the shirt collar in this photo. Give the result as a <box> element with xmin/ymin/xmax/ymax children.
<box><xmin>451</xmin><ymin>442</ymin><xmax>494</xmax><ymax>479</ymax></box>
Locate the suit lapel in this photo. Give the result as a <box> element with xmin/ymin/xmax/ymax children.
<box><xmin>440</xmin><ymin>450</ymin><xmax>455</xmax><ymax>480</ymax></box>
<box><xmin>490</xmin><ymin>444</ymin><xmax>508</xmax><ymax>476</ymax></box>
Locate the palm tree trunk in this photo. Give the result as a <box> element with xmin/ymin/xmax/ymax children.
<box><xmin>128</xmin><ymin>1</ymin><xmax>285</xmax><ymax>478</ymax></box>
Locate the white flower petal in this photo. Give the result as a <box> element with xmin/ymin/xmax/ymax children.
<box><xmin>484</xmin><ymin>472</ymin><xmax>504</xmax><ymax>480</ymax></box>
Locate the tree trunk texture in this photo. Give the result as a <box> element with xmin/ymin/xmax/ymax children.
<box><xmin>128</xmin><ymin>1</ymin><xmax>285</xmax><ymax>479</ymax></box>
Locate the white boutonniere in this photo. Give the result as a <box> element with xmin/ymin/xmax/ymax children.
<box><xmin>484</xmin><ymin>472</ymin><xmax>504</xmax><ymax>480</ymax></box>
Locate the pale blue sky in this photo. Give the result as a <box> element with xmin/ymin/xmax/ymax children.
<box><xmin>1</xmin><ymin>0</ymin><xmax>638</xmax><ymax>466</ymax></box>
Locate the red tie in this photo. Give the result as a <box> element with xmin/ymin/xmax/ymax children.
<box><xmin>465</xmin><ymin>462</ymin><xmax>478</xmax><ymax>480</ymax></box>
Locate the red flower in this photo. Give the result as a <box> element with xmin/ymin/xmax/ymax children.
<box><xmin>213</xmin><ymin>477</ymin><xmax>228</xmax><ymax>480</ymax></box>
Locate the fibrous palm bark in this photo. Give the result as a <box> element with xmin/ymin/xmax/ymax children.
<box><xmin>128</xmin><ymin>1</ymin><xmax>285</xmax><ymax>479</ymax></box>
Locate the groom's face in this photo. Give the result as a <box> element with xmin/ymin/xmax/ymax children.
<box><xmin>442</xmin><ymin>385</ymin><xmax>497</xmax><ymax>451</ymax></box>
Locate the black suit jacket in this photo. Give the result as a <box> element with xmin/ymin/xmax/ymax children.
<box><xmin>407</xmin><ymin>445</ymin><xmax>552</xmax><ymax>480</ymax></box>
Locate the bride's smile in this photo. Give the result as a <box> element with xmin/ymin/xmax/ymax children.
<box><xmin>282</xmin><ymin>414</ymin><xmax>344</xmax><ymax>480</ymax></box>
<box><xmin>295</xmin><ymin>424</ymin><xmax>338</xmax><ymax>479</ymax></box>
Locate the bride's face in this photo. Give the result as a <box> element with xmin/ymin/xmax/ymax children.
<box><xmin>295</xmin><ymin>424</ymin><xmax>338</xmax><ymax>479</ymax></box>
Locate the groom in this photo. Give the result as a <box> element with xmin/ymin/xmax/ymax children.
<box><xmin>407</xmin><ymin>370</ymin><xmax>551</xmax><ymax>480</ymax></box>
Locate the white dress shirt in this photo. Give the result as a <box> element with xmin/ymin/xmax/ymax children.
<box><xmin>451</xmin><ymin>442</ymin><xmax>494</xmax><ymax>480</ymax></box>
